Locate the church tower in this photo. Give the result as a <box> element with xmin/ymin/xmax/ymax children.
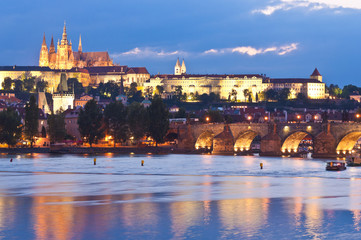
<box><xmin>39</xmin><ymin>33</ymin><xmax>49</xmax><ymax>67</ymax></box>
<box><xmin>181</xmin><ymin>59</ymin><xmax>186</xmax><ymax>74</ymax></box>
<box><xmin>310</xmin><ymin>68</ymin><xmax>322</xmax><ymax>82</ymax></box>
<box><xmin>56</xmin><ymin>22</ymin><xmax>74</xmax><ymax>70</ymax></box>
<box><xmin>174</xmin><ymin>58</ymin><xmax>181</xmax><ymax>75</ymax></box>
<box><xmin>78</xmin><ymin>35</ymin><xmax>82</xmax><ymax>53</ymax></box>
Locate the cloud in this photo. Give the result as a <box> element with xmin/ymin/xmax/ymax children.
<box><xmin>203</xmin><ymin>43</ymin><xmax>299</xmax><ymax>56</ymax></box>
<box><xmin>253</xmin><ymin>0</ymin><xmax>361</xmax><ymax>15</ymax></box>
<box><xmin>111</xmin><ymin>47</ymin><xmax>184</xmax><ymax>59</ymax></box>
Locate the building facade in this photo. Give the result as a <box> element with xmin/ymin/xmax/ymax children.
<box><xmin>39</xmin><ymin>24</ymin><xmax>113</xmax><ymax>70</ymax></box>
<box><xmin>53</xmin><ymin>73</ymin><xmax>75</xmax><ymax>113</ymax></box>
<box><xmin>143</xmin><ymin>60</ymin><xmax>326</xmax><ymax>100</ymax></box>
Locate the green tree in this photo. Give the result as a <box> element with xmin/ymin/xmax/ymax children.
<box><xmin>265</xmin><ymin>89</ymin><xmax>278</xmax><ymax>101</ymax></box>
<box><xmin>36</xmin><ymin>80</ymin><xmax>48</xmax><ymax>92</ymax></box>
<box><xmin>2</xmin><ymin>77</ymin><xmax>12</xmax><ymax>91</ymax></box>
<box><xmin>47</xmin><ymin>113</ymin><xmax>66</xmax><ymax>143</ymax></box>
<box><xmin>277</xmin><ymin>89</ymin><xmax>290</xmax><ymax>102</ymax></box>
<box><xmin>67</xmin><ymin>78</ymin><xmax>85</xmax><ymax>96</ymax></box>
<box><xmin>77</xmin><ymin>99</ymin><xmax>104</xmax><ymax>147</ymax></box>
<box><xmin>155</xmin><ymin>85</ymin><xmax>164</xmax><ymax>95</ymax></box>
<box><xmin>175</xmin><ymin>86</ymin><xmax>183</xmax><ymax>100</ymax></box>
<box><xmin>243</xmin><ymin>89</ymin><xmax>250</xmax><ymax>102</ymax></box>
<box><xmin>104</xmin><ymin>101</ymin><xmax>128</xmax><ymax>147</ymax></box>
<box><xmin>0</xmin><ymin>108</ymin><xmax>22</xmax><ymax>147</ymax></box>
<box><xmin>24</xmin><ymin>95</ymin><xmax>39</xmax><ymax>147</ymax></box>
<box><xmin>230</xmin><ymin>89</ymin><xmax>237</xmax><ymax>102</ymax></box>
<box><xmin>127</xmin><ymin>102</ymin><xmax>148</xmax><ymax>143</ymax></box>
<box><xmin>148</xmin><ymin>96</ymin><xmax>169</xmax><ymax>146</ymax></box>
<box><xmin>127</xmin><ymin>82</ymin><xmax>138</xmax><ymax>98</ymax></box>
<box><xmin>14</xmin><ymin>80</ymin><xmax>24</xmax><ymax>92</ymax></box>
<box><xmin>23</xmin><ymin>77</ymin><xmax>36</xmax><ymax>92</ymax></box>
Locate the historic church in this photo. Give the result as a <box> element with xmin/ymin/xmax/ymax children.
<box><xmin>39</xmin><ymin>23</ymin><xmax>114</xmax><ymax>70</ymax></box>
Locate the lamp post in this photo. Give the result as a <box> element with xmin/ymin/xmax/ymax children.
<box><xmin>206</xmin><ymin>117</ymin><xmax>210</xmax><ymax>123</ymax></box>
<box><xmin>356</xmin><ymin>114</ymin><xmax>360</xmax><ymax>122</ymax></box>
<box><xmin>297</xmin><ymin>115</ymin><xmax>301</xmax><ymax>123</ymax></box>
<box><xmin>247</xmin><ymin>115</ymin><xmax>252</xmax><ymax>123</ymax></box>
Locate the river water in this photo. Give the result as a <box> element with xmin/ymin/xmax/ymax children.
<box><xmin>0</xmin><ymin>153</ymin><xmax>360</xmax><ymax>239</ymax></box>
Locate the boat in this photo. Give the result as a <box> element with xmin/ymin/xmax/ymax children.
<box><xmin>326</xmin><ymin>160</ymin><xmax>346</xmax><ymax>171</ymax></box>
<box><xmin>346</xmin><ymin>152</ymin><xmax>361</xmax><ymax>166</ymax></box>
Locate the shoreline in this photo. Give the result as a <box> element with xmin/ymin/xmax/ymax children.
<box><xmin>0</xmin><ymin>146</ymin><xmax>193</xmax><ymax>155</ymax></box>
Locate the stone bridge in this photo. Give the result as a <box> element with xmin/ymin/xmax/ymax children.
<box><xmin>177</xmin><ymin>122</ymin><xmax>361</xmax><ymax>158</ymax></box>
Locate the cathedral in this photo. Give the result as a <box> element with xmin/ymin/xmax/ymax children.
<box><xmin>39</xmin><ymin>23</ymin><xmax>114</xmax><ymax>70</ymax></box>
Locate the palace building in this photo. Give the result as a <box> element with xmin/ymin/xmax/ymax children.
<box><xmin>143</xmin><ymin>60</ymin><xmax>326</xmax><ymax>100</ymax></box>
<box><xmin>39</xmin><ymin>23</ymin><xmax>114</xmax><ymax>70</ymax></box>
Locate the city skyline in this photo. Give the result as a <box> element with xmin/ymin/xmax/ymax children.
<box><xmin>1</xmin><ymin>0</ymin><xmax>361</xmax><ymax>86</ymax></box>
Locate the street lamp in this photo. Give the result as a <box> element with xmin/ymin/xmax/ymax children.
<box><xmin>206</xmin><ymin>117</ymin><xmax>210</xmax><ymax>123</ymax></box>
<box><xmin>247</xmin><ymin>116</ymin><xmax>252</xmax><ymax>122</ymax></box>
<box><xmin>356</xmin><ymin>114</ymin><xmax>360</xmax><ymax>122</ymax></box>
<box><xmin>264</xmin><ymin>116</ymin><xmax>268</xmax><ymax>121</ymax></box>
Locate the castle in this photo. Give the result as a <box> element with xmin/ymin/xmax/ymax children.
<box><xmin>39</xmin><ymin>23</ymin><xmax>114</xmax><ymax>70</ymax></box>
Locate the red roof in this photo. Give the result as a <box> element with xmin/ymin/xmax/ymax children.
<box><xmin>311</xmin><ymin>68</ymin><xmax>321</xmax><ymax>76</ymax></box>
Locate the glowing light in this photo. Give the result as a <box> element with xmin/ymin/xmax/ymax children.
<box><xmin>284</xmin><ymin>126</ymin><xmax>289</xmax><ymax>131</ymax></box>
<box><xmin>337</xmin><ymin>151</ymin><xmax>340</xmax><ymax>155</ymax></box>
<box><xmin>247</xmin><ymin>116</ymin><xmax>252</xmax><ymax>121</ymax></box>
<box><xmin>206</xmin><ymin>117</ymin><xmax>210</xmax><ymax>122</ymax></box>
<box><xmin>314</xmin><ymin>116</ymin><xmax>318</xmax><ymax>120</ymax></box>
<box><xmin>297</xmin><ymin>115</ymin><xmax>301</xmax><ymax>120</ymax></box>
<box><xmin>264</xmin><ymin>116</ymin><xmax>268</xmax><ymax>121</ymax></box>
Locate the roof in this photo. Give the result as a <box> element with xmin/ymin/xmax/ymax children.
<box><xmin>311</xmin><ymin>68</ymin><xmax>321</xmax><ymax>76</ymax></box>
<box><xmin>73</xmin><ymin>51</ymin><xmax>112</xmax><ymax>62</ymax></box>
<box><xmin>0</xmin><ymin>66</ymin><xmax>53</xmax><ymax>72</ymax></box>
<box><xmin>85</xmin><ymin>66</ymin><xmax>128</xmax><ymax>74</ymax></box>
<box><xmin>270</xmin><ymin>78</ymin><xmax>322</xmax><ymax>84</ymax></box>
<box><xmin>153</xmin><ymin>74</ymin><xmax>264</xmax><ymax>79</ymax></box>
<box><xmin>128</xmin><ymin>67</ymin><xmax>149</xmax><ymax>74</ymax></box>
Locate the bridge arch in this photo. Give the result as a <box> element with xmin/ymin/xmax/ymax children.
<box><xmin>234</xmin><ymin>130</ymin><xmax>259</xmax><ymax>152</ymax></box>
<box><xmin>336</xmin><ymin>131</ymin><xmax>361</xmax><ymax>154</ymax></box>
<box><xmin>195</xmin><ymin>131</ymin><xmax>214</xmax><ymax>150</ymax></box>
<box><xmin>281</xmin><ymin>131</ymin><xmax>313</xmax><ymax>154</ymax></box>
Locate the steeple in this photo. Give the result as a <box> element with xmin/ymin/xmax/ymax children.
<box><xmin>61</xmin><ymin>21</ymin><xmax>68</xmax><ymax>44</ymax></box>
<box><xmin>78</xmin><ymin>35</ymin><xmax>82</xmax><ymax>52</ymax></box>
<box><xmin>174</xmin><ymin>58</ymin><xmax>181</xmax><ymax>75</ymax></box>
<box><xmin>181</xmin><ymin>59</ymin><xmax>186</xmax><ymax>74</ymax></box>
<box><xmin>49</xmin><ymin>35</ymin><xmax>55</xmax><ymax>53</ymax></box>
<box><xmin>42</xmin><ymin>33</ymin><xmax>47</xmax><ymax>46</ymax></box>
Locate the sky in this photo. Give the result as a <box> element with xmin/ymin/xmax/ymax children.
<box><xmin>1</xmin><ymin>0</ymin><xmax>361</xmax><ymax>86</ymax></box>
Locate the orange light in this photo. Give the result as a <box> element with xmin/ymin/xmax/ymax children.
<box><xmin>206</xmin><ymin>117</ymin><xmax>210</xmax><ymax>122</ymax></box>
<box><xmin>264</xmin><ymin>116</ymin><xmax>268</xmax><ymax>121</ymax></box>
<box><xmin>357</xmin><ymin>114</ymin><xmax>360</xmax><ymax>118</ymax></box>
<box><xmin>297</xmin><ymin>115</ymin><xmax>301</xmax><ymax>119</ymax></box>
<box><xmin>247</xmin><ymin>116</ymin><xmax>252</xmax><ymax>120</ymax></box>
<box><xmin>314</xmin><ymin>115</ymin><xmax>318</xmax><ymax>120</ymax></box>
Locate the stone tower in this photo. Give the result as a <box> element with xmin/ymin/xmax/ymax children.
<box><xmin>56</xmin><ymin>23</ymin><xmax>74</xmax><ymax>70</ymax></box>
<box><xmin>39</xmin><ymin>33</ymin><xmax>49</xmax><ymax>67</ymax></box>
<box><xmin>174</xmin><ymin>58</ymin><xmax>181</xmax><ymax>75</ymax></box>
<box><xmin>181</xmin><ymin>59</ymin><xmax>186</xmax><ymax>74</ymax></box>
<box><xmin>52</xmin><ymin>73</ymin><xmax>75</xmax><ymax>113</ymax></box>
<box><xmin>310</xmin><ymin>68</ymin><xmax>322</xmax><ymax>82</ymax></box>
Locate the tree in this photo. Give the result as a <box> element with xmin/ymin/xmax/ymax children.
<box><xmin>23</xmin><ymin>77</ymin><xmax>36</xmax><ymax>92</ymax></box>
<box><xmin>2</xmin><ymin>77</ymin><xmax>12</xmax><ymax>91</ymax></box>
<box><xmin>155</xmin><ymin>85</ymin><xmax>164</xmax><ymax>95</ymax></box>
<box><xmin>0</xmin><ymin>108</ymin><xmax>22</xmax><ymax>147</ymax></box>
<box><xmin>36</xmin><ymin>80</ymin><xmax>48</xmax><ymax>92</ymax></box>
<box><xmin>148</xmin><ymin>96</ymin><xmax>169</xmax><ymax>146</ymax></box>
<box><xmin>67</xmin><ymin>78</ymin><xmax>85</xmax><ymax>96</ymax></box>
<box><xmin>77</xmin><ymin>99</ymin><xmax>104</xmax><ymax>147</ymax></box>
<box><xmin>278</xmin><ymin>88</ymin><xmax>290</xmax><ymax>102</ymax></box>
<box><xmin>175</xmin><ymin>86</ymin><xmax>183</xmax><ymax>100</ymax></box>
<box><xmin>243</xmin><ymin>89</ymin><xmax>250</xmax><ymax>102</ymax></box>
<box><xmin>265</xmin><ymin>89</ymin><xmax>278</xmax><ymax>101</ymax></box>
<box><xmin>255</xmin><ymin>93</ymin><xmax>259</xmax><ymax>102</ymax></box>
<box><xmin>14</xmin><ymin>80</ymin><xmax>24</xmax><ymax>92</ymax></box>
<box><xmin>127</xmin><ymin>102</ymin><xmax>148</xmax><ymax>143</ymax></box>
<box><xmin>248</xmin><ymin>93</ymin><xmax>252</xmax><ymax>103</ymax></box>
<box><xmin>127</xmin><ymin>82</ymin><xmax>138</xmax><ymax>98</ymax></box>
<box><xmin>24</xmin><ymin>95</ymin><xmax>39</xmax><ymax>147</ymax></box>
<box><xmin>230</xmin><ymin>89</ymin><xmax>237</xmax><ymax>102</ymax></box>
<box><xmin>205</xmin><ymin>110</ymin><xmax>224</xmax><ymax>123</ymax></box>
<box><xmin>47</xmin><ymin>113</ymin><xmax>66</xmax><ymax>143</ymax></box>
<box><xmin>104</xmin><ymin>101</ymin><xmax>128</xmax><ymax>147</ymax></box>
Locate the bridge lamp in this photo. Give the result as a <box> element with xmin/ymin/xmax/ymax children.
<box><xmin>297</xmin><ymin>115</ymin><xmax>301</xmax><ymax>120</ymax></box>
<box><xmin>264</xmin><ymin>116</ymin><xmax>268</xmax><ymax>121</ymax></box>
<box><xmin>206</xmin><ymin>117</ymin><xmax>210</xmax><ymax>123</ymax></box>
<box><xmin>337</xmin><ymin>151</ymin><xmax>340</xmax><ymax>155</ymax></box>
<box><xmin>343</xmin><ymin>151</ymin><xmax>346</xmax><ymax>154</ymax></box>
<box><xmin>234</xmin><ymin>147</ymin><xmax>238</xmax><ymax>152</ymax></box>
<box><xmin>307</xmin><ymin>126</ymin><xmax>312</xmax><ymax>130</ymax></box>
<box><xmin>196</xmin><ymin>145</ymin><xmax>199</xmax><ymax>150</ymax></box>
<box><xmin>356</xmin><ymin>114</ymin><xmax>360</xmax><ymax>120</ymax></box>
<box><xmin>241</xmin><ymin>147</ymin><xmax>244</xmax><ymax>151</ymax></box>
<box><xmin>247</xmin><ymin>116</ymin><xmax>252</xmax><ymax>121</ymax></box>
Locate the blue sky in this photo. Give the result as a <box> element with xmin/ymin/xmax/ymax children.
<box><xmin>1</xmin><ymin>0</ymin><xmax>361</xmax><ymax>86</ymax></box>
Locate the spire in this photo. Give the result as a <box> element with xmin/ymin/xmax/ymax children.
<box><xmin>49</xmin><ymin>35</ymin><xmax>55</xmax><ymax>53</ymax></box>
<box><xmin>311</xmin><ymin>68</ymin><xmax>321</xmax><ymax>76</ymax></box>
<box><xmin>61</xmin><ymin>21</ymin><xmax>68</xmax><ymax>44</ymax></box>
<box><xmin>176</xmin><ymin>58</ymin><xmax>181</xmax><ymax>67</ymax></box>
<box><xmin>42</xmin><ymin>33</ymin><xmax>46</xmax><ymax>46</ymax></box>
<box><xmin>78</xmin><ymin>35</ymin><xmax>82</xmax><ymax>52</ymax></box>
<box><xmin>181</xmin><ymin>58</ymin><xmax>186</xmax><ymax>74</ymax></box>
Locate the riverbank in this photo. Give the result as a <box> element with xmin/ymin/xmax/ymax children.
<box><xmin>0</xmin><ymin>146</ymin><xmax>193</xmax><ymax>155</ymax></box>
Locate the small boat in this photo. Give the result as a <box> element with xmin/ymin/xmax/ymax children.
<box><xmin>346</xmin><ymin>152</ymin><xmax>361</xmax><ymax>167</ymax></box>
<box><xmin>326</xmin><ymin>160</ymin><xmax>346</xmax><ymax>171</ymax></box>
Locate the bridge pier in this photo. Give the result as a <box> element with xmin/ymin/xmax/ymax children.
<box><xmin>212</xmin><ymin>125</ymin><xmax>234</xmax><ymax>155</ymax></box>
<box><xmin>259</xmin><ymin>132</ymin><xmax>282</xmax><ymax>156</ymax></box>
<box><xmin>312</xmin><ymin>127</ymin><xmax>337</xmax><ymax>159</ymax></box>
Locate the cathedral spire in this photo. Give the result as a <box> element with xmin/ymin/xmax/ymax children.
<box><xmin>49</xmin><ymin>35</ymin><xmax>55</xmax><ymax>53</ymax></box>
<box><xmin>61</xmin><ymin>21</ymin><xmax>68</xmax><ymax>44</ymax></box>
<box><xmin>78</xmin><ymin>35</ymin><xmax>82</xmax><ymax>52</ymax></box>
<box><xmin>42</xmin><ymin>33</ymin><xmax>46</xmax><ymax>46</ymax></box>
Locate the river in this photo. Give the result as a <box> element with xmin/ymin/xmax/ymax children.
<box><xmin>0</xmin><ymin>153</ymin><xmax>360</xmax><ymax>239</ymax></box>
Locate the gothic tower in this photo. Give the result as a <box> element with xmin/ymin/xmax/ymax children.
<box><xmin>174</xmin><ymin>58</ymin><xmax>181</xmax><ymax>75</ymax></box>
<box><xmin>39</xmin><ymin>33</ymin><xmax>49</xmax><ymax>67</ymax></box>
<box><xmin>78</xmin><ymin>35</ymin><xmax>82</xmax><ymax>53</ymax></box>
<box><xmin>56</xmin><ymin>23</ymin><xmax>74</xmax><ymax>69</ymax></box>
<box><xmin>49</xmin><ymin>35</ymin><xmax>56</xmax><ymax>69</ymax></box>
<box><xmin>181</xmin><ymin>59</ymin><xmax>186</xmax><ymax>74</ymax></box>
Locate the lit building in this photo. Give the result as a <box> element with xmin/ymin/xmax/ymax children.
<box><xmin>39</xmin><ymin>23</ymin><xmax>113</xmax><ymax>70</ymax></box>
<box><xmin>144</xmin><ymin>60</ymin><xmax>326</xmax><ymax>100</ymax></box>
<box><xmin>52</xmin><ymin>73</ymin><xmax>75</xmax><ymax>113</ymax></box>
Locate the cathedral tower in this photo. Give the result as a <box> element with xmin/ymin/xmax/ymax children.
<box><xmin>56</xmin><ymin>23</ymin><xmax>74</xmax><ymax>70</ymax></box>
<box><xmin>174</xmin><ymin>58</ymin><xmax>181</xmax><ymax>75</ymax></box>
<box><xmin>181</xmin><ymin>59</ymin><xmax>186</xmax><ymax>74</ymax></box>
<box><xmin>39</xmin><ymin>33</ymin><xmax>49</xmax><ymax>67</ymax></box>
<box><xmin>78</xmin><ymin>35</ymin><xmax>82</xmax><ymax>53</ymax></box>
